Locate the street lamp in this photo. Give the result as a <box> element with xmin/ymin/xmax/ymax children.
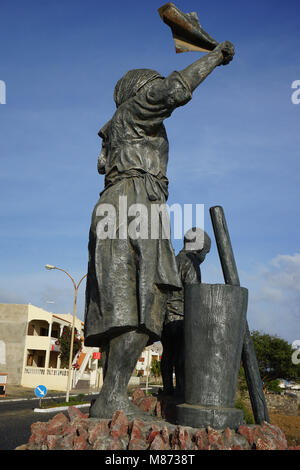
<box><xmin>45</xmin><ymin>264</ymin><xmax>87</xmax><ymax>402</ymax></box>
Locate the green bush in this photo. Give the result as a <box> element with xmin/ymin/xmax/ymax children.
<box><xmin>57</xmin><ymin>326</ymin><xmax>82</xmax><ymax>368</ymax></box>
<box><xmin>265</xmin><ymin>379</ymin><xmax>282</xmax><ymax>393</ymax></box>
<box><xmin>237</xmin><ymin>365</ymin><xmax>248</xmax><ymax>396</ymax></box>
<box><xmin>150</xmin><ymin>359</ymin><xmax>161</xmax><ymax>378</ymax></box>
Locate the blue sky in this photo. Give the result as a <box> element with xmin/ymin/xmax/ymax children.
<box><xmin>0</xmin><ymin>0</ymin><xmax>300</xmax><ymax>342</ymax></box>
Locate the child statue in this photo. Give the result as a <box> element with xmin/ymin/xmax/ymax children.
<box><xmin>161</xmin><ymin>228</ymin><xmax>211</xmax><ymax>398</ymax></box>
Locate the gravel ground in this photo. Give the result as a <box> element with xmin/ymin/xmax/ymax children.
<box><xmin>270</xmin><ymin>414</ymin><xmax>300</xmax><ymax>447</ymax></box>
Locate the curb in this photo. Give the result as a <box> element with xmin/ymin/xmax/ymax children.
<box><xmin>34</xmin><ymin>403</ymin><xmax>90</xmax><ymax>413</ymax></box>
<box><xmin>33</xmin><ymin>395</ymin><xmax>134</xmax><ymax>413</ymax></box>
<box><xmin>0</xmin><ymin>392</ymin><xmax>99</xmax><ymax>404</ymax></box>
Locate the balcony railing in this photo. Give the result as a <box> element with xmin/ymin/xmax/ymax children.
<box><xmin>46</xmin><ymin>368</ymin><xmax>68</xmax><ymax>376</ymax></box>
<box><xmin>24</xmin><ymin>366</ymin><xmax>68</xmax><ymax>376</ymax></box>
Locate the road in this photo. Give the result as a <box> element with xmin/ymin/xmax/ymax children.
<box><xmin>0</xmin><ymin>385</ymin><xmax>159</xmax><ymax>450</ymax></box>
<box><xmin>0</xmin><ymin>397</ymin><xmax>91</xmax><ymax>450</ymax></box>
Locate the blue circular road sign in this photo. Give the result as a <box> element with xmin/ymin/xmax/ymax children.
<box><xmin>34</xmin><ymin>385</ymin><xmax>47</xmax><ymax>398</ymax></box>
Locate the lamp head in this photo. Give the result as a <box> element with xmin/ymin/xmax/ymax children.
<box><xmin>45</xmin><ymin>264</ymin><xmax>56</xmax><ymax>270</ymax></box>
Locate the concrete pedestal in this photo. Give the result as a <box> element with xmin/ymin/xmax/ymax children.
<box><xmin>176</xmin><ymin>403</ymin><xmax>244</xmax><ymax>430</ymax></box>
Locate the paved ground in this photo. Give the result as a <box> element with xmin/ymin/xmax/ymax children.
<box><xmin>1</xmin><ymin>382</ymin><xmax>162</xmax><ymax>401</ymax></box>
<box><xmin>0</xmin><ymin>396</ymin><xmax>95</xmax><ymax>450</ymax></box>
<box><xmin>0</xmin><ymin>384</ymin><xmax>98</xmax><ymax>401</ymax></box>
<box><xmin>0</xmin><ymin>383</ymin><xmax>162</xmax><ymax>450</ymax></box>
<box><xmin>0</xmin><ymin>386</ymin><xmax>97</xmax><ymax>450</ymax></box>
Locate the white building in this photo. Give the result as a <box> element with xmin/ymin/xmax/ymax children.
<box><xmin>135</xmin><ymin>342</ymin><xmax>162</xmax><ymax>377</ymax></box>
<box><xmin>0</xmin><ymin>303</ymin><xmax>164</xmax><ymax>392</ymax></box>
<box><xmin>0</xmin><ymin>303</ymin><xmax>101</xmax><ymax>391</ymax></box>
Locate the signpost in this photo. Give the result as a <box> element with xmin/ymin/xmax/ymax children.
<box><xmin>34</xmin><ymin>385</ymin><xmax>47</xmax><ymax>408</ymax></box>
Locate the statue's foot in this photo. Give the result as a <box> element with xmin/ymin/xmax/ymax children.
<box><xmin>89</xmin><ymin>394</ymin><xmax>128</xmax><ymax>419</ymax></box>
<box><xmin>89</xmin><ymin>394</ymin><xmax>152</xmax><ymax>420</ymax></box>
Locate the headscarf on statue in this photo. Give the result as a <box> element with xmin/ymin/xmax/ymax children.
<box><xmin>113</xmin><ymin>68</ymin><xmax>163</xmax><ymax>108</ymax></box>
<box><xmin>97</xmin><ymin>69</ymin><xmax>164</xmax><ymax>175</ymax></box>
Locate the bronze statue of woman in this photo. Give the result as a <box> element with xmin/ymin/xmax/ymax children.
<box><xmin>84</xmin><ymin>41</ymin><xmax>235</xmax><ymax>418</ymax></box>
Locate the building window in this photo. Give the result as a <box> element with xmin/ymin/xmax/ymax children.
<box><xmin>27</xmin><ymin>354</ymin><xmax>33</xmax><ymax>366</ymax></box>
<box><xmin>37</xmin><ymin>355</ymin><xmax>45</xmax><ymax>367</ymax></box>
<box><xmin>27</xmin><ymin>323</ymin><xmax>35</xmax><ymax>335</ymax></box>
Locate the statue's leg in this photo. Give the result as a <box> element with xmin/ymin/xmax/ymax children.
<box><xmin>90</xmin><ymin>329</ymin><xmax>149</xmax><ymax>418</ymax></box>
<box><xmin>161</xmin><ymin>324</ymin><xmax>175</xmax><ymax>395</ymax></box>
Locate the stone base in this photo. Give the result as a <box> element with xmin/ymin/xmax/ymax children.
<box><xmin>16</xmin><ymin>389</ymin><xmax>299</xmax><ymax>451</ymax></box>
<box><xmin>176</xmin><ymin>403</ymin><xmax>244</xmax><ymax>430</ymax></box>
<box><xmin>18</xmin><ymin>405</ymin><xmax>295</xmax><ymax>451</ymax></box>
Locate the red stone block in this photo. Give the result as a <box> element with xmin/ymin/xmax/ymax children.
<box><xmin>29</xmin><ymin>421</ymin><xmax>48</xmax><ymax>447</ymax></box>
<box><xmin>47</xmin><ymin>413</ymin><xmax>69</xmax><ymax>435</ymax></box>
<box><xmin>131</xmin><ymin>387</ymin><xmax>145</xmax><ymax>403</ymax></box>
<box><xmin>110</xmin><ymin>410</ymin><xmax>129</xmax><ymax>439</ymax></box>
<box><xmin>68</xmin><ymin>406</ymin><xmax>88</xmax><ymax>421</ymax></box>
<box><xmin>171</xmin><ymin>426</ymin><xmax>193</xmax><ymax>450</ymax></box>
<box><xmin>147</xmin><ymin>424</ymin><xmax>161</xmax><ymax>444</ymax></box>
<box><xmin>56</xmin><ymin>433</ymin><xmax>74</xmax><ymax>450</ymax></box>
<box><xmin>237</xmin><ymin>425</ymin><xmax>257</xmax><ymax>446</ymax></box>
<box><xmin>73</xmin><ymin>434</ymin><xmax>88</xmax><ymax>450</ymax></box>
<box><xmin>92</xmin><ymin>437</ymin><xmax>107</xmax><ymax>450</ymax></box>
<box><xmin>155</xmin><ymin>399</ymin><xmax>162</xmax><ymax>418</ymax></box>
<box><xmin>46</xmin><ymin>434</ymin><xmax>59</xmax><ymax>450</ymax></box>
<box><xmin>88</xmin><ymin>419</ymin><xmax>110</xmax><ymax>444</ymax></box>
<box><xmin>107</xmin><ymin>437</ymin><xmax>126</xmax><ymax>450</ymax></box>
<box><xmin>255</xmin><ymin>436</ymin><xmax>277</xmax><ymax>451</ymax></box>
<box><xmin>194</xmin><ymin>429</ymin><xmax>208</xmax><ymax>450</ymax></box>
<box><xmin>77</xmin><ymin>424</ymin><xmax>89</xmax><ymax>441</ymax></box>
<box><xmin>161</xmin><ymin>426</ymin><xmax>170</xmax><ymax>445</ymax></box>
<box><xmin>222</xmin><ymin>427</ymin><xmax>234</xmax><ymax>448</ymax></box>
<box><xmin>137</xmin><ymin>396</ymin><xmax>157</xmax><ymax>414</ymax></box>
<box><xmin>207</xmin><ymin>426</ymin><xmax>225</xmax><ymax>450</ymax></box>
<box><xmin>128</xmin><ymin>438</ymin><xmax>148</xmax><ymax>450</ymax></box>
<box><xmin>62</xmin><ymin>421</ymin><xmax>78</xmax><ymax>436</ymax></box>
<box><xmin>260</xmin><ymin>422</ymin><xmax>287</xmax><ymax>450</ymax></box>
<box><xmin>130</xmin><ymin>419</ymin><xmax>146</xmax><ymax>440</ymax></box>
<box><xmin>150</xmin><ymin>434</ymin><xmax>167</xmax><ymax>450</ymax></box>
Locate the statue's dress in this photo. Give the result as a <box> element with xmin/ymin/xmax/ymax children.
<box><xmin>84</xmin><ymin>71</ymin><xmax>192</xmax><ymax>347</ymax></box>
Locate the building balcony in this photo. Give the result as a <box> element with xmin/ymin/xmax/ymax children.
<box><xmin>25</xmin><ymin>335</ymin><xmax>51</xmax><ymax>351</ymax></box>
<box><xmin>22</xmin><ymin>366</ymin><xmax>69</xmax><ymax>391</ymax></box>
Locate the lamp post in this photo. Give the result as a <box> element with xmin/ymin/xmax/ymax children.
<box><xmin>45</xmin><ymin>264</ymin><xmax>87</xmax><ymax>402</ymax></box>
<box><xmin>145</xmin><ymin>346</ymin><xmax>151</xmax><ymax>395</ymax></box>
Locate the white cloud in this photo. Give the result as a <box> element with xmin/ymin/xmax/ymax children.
<box><xmin>244</xmin><ymin>253</ymin><xmax>300</xmax><ymax>342</ymax></box>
